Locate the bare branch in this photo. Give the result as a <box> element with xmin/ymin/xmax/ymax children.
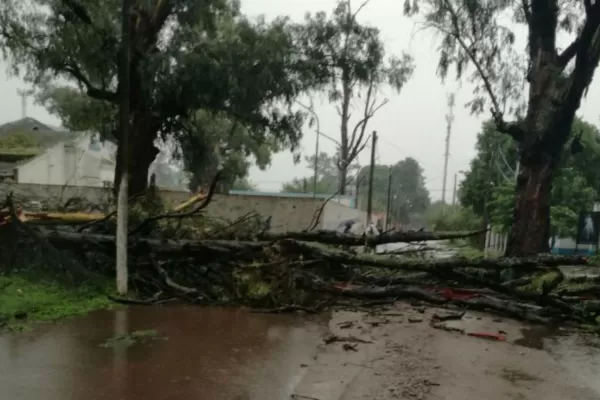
<box><xmin>350</xmin><ymin>0</ymin><xmax>372</xmax><ymax>20</ymax></box>
<box><xmin>429</xmin><ymin>1</ymin><xmax>525</xmax><ymax>141</ymax></box>
<box><xmin>347</xmin><ymin>79</ymin><xmax>388</xmax><ymax>161</ymax></box>
<box><xmin>128</xmin><ymin>171</ymin><xmax>222</xmax><ymax>236</ymax></box>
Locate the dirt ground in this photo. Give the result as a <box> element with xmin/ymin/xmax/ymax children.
<box><xmin>291</xmin><ymin>302</ymin><xmax>600</xmax><ymax>400</ymax></box>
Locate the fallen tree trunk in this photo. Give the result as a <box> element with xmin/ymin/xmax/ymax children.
<box><xmin>260</xmin><ymin>229</ymin><xmax>486</xmax><ymax>246</ymax></box>
<box><xmin>42</xmin><ymin>229</ymin><xmax>267</xmax><ymax>257</ymax></box>
<box><xmin>283</xmin><ymin>240</ymin><xmax>588</xmax><ymax>271</ymax></box>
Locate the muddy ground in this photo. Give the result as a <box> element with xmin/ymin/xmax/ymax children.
<box><xmin>293</xmin><ymin>304</ymin><xmax>600</xmax><ymax>400</ymax></box>
<box><xmin>1</xmin><ymin>303</ymin><xmax>599</xmax><ymax>400</ymax></box>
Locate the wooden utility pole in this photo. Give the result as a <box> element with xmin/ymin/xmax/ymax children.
<box><xmin>441</xmin><ymin>94</ymin><xmax>455</xmax><ymax>204</ymax></box>
<box><xmin>116</xmin><ymin>0</ymin><xmax>131</xmax><ymax>295</ymax></box>
<box><xmin>452</xmin><ymin>173</ymin><xmax>457</xmax><ymax>205</ymax></box>
<box><xmin>366</xmin><ymin>131</ymin><xmax>377</xmax><ymax>227</ymax></box>
<box><xmin>385</xmin><ymin>166</ymin><xmax>392</xmax><ymax>230</ymax></box>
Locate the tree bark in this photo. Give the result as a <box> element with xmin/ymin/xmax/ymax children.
<box><xmin>113</xmin><ymin>113</ymin><xmax>159</xmax><ymax>198</ymax></box>
<box><xmin>505</xmin><ymin>150</ymin><xmax>555</xmax><ymax>256</ymax></box>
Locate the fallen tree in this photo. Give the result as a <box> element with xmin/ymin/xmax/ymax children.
<box><xmin>2</xmin><ymin>193</ymin><xmax>599</xmax><ymax>331</ymax></box>
<box><xmin>259</xmin><ymin>229</ymin><xmax>487</xmax><ymax>246</ymax></box>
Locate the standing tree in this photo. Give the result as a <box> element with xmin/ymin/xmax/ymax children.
<box><xmin>0</xmin><ymin>0</ymin><xmax>327</xmax><ymax>196</ymax></box>
<box><xmin>406</xmin><ymin>0</ymin><xmax>600</xmax><ymax>255</ymax></box>
<box><xmin>178</xmin><ymin>110</ymin><xmax>281</xmax><ymax>193</ymax></box>
<box><xmin>357</xmin><ymin>157</ymin><xmax>430</xmax><ymax>224</ymax></box>
<box><xmin>460</xmin><ymin>118</ymin><xmax>600</xmax><ymax>243</ymax></box>
<box><xmin>281</xmin><ymin>152</ymin><xmax>359</xmax><ymax>194</ymax></box>
<box><xmin>299</xmin><ymin>0</ymin><xmax>414</xmax><ymax>194</ymax></box>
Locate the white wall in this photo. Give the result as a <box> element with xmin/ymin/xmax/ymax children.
<box><xmin>16</xmin><ymin>143</ymin><xmax>66</xmax><ymax>185</ymax></box>
<box><xmin>17</xmin><ymin>133</ymin><xmax>116</xmax><ymax>187</ymax></box>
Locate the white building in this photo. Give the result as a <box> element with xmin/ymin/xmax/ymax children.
<box><xmin>0</xmin><ymin>118</ymin><xmax>116</xmax><ymax>187</ymax></box>
<box><xmin>0</xmin><ymin>117</ymin><xmax>188</xmax><ymax>190</ymax></box>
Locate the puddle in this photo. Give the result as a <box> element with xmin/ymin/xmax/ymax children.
<box><xmin>0</xmin><ymin>306</ymin><xmax>327</xmax><ymax>400</ymax></box>
<box><xmin>513</xmin><ymin>326</ymin><xmax>560</xmax><ymax>350</ymax></box>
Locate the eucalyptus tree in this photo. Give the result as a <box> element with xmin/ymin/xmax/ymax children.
<box><xmin>406</xmin><ymin>0</ymin><xmax>600</xmax><ymax>255</ymax></box>
<box><xmin>300</xmin><ymin>0</ymin><xmax>414</xmax><ymax>194</ymax></box>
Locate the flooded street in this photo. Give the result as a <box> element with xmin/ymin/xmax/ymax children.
<box><xmin>0</xmin><ymin>306</ymin><xmax>326</xmax><ymax>400</ymax></box>
<box><xmin>1</xmin><ymin>303</ymin><xmax>599</xmax><ymax>400</ymax></box>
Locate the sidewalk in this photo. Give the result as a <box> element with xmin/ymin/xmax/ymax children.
<box><xmin>292</xmin><ymin>303</ymin><xmax>600</xmax><ymax>400</ymax></box>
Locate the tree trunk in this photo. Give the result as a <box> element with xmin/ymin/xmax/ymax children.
<box><xmin>505</xmin><ymin>155</ymin><xmax>555</xmax><ymax>256</ymax></box>
<box><xmin>339</xmin><ymin>163</ymin><xmax>347</xmax><ymax>195</ymax></box>
<box><xmin>113</xmin><ymin>113</ymin><xmax>159</xmax><ymax>198</ymax></box>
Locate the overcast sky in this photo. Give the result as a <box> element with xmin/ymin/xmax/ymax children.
<box><xmin>1</xmin><ymin>0</ymin><xmax>599</xmax><ymax>200</ymax></box>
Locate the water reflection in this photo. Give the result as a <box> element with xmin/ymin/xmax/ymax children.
<box><xmin>0</xmin><ymin>306</ymin><xmax>325</xmax><ymax>400</ymax></box>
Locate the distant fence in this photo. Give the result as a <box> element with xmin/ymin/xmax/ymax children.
<box><xmin>483</xmin><ymin>226</ymin><xmax>600</xmax><ymax>256</ymax></box>
<box><xmin>484</xmin><ymin>226</ymin><xmax>507</xmax><ymax>257</ymax></box>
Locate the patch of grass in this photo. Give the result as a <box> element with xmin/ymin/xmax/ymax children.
<box><xmin>0</xmin><ymin>274</ymin><xmax>113</xmax><ymax>332</ymax></box>
<box><xmin>100</xmin><ymin>329</ymin><xmax>164</xmax><ymax>349</ymax></box>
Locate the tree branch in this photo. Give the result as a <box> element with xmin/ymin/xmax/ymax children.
<box><xmin>557</xmin><ymin>40</ymin><xmax>579</xmax><ymax>68</ymax></box>
<box><xmin>128</xmin><ymin>171</ymin><xmax>221</xmax><ymax>236</ymax></box>
<box><xmin>63</xmin><ymin>63</ymin><xmax>118</xmax><ymax>102</ymax></box>
<box><xmin>435</xmin><ymin>1</ymin><xmax>525</xmax><ymax>142</ymax></box>
<box><xmin>563</xmin><ymin>3</ymin><xmax>600</xmax><ymax>107</ymax></box>
<box><xmin>347</xmin><ymin>80</ymin><xmax>388</xmax><ymax>162</ymax></box>
<box><xmin>520</xmin><ymin>0</ymin><xmax>532</xmax><ymax>24</ymax></box>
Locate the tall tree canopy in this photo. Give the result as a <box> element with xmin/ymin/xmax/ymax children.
<box><xmin>459</xmin><ymin>118</ymin><xmax>600</xmax><ymax>239</ymax></box>
<box><xmin>357</xmin><ymin>157</ymin><xmax>431</xmax><ymax>225</ymax></box>
<box><xmin>0</xmin><ymin>0</ymin><xmax>327</xmax><ymax>195</ymax></box>
<box><xmin>300</xmin><ymin>0</ymin><xmax>414</xmax><ymax>194</ymax></box>
<box><xmin>406</xmin><ymin>0</ymin><xmax>600</xmax><ymax>255</ymax></box>
<box><xmin>281</xmin><ymin>152</ymin><xmax>359</xmax><ymax>194</ymax></box>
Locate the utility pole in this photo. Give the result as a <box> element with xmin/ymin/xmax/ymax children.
<box><xmin>441</xmin><ymin>93</ymin><xmax>455</xmax><ymax>204</ymax></box>
<box><xmin>452</xmin><ymin>173</ymin><xmax>457</xmax><ymax>205</ymax></box>
<box><xmin>116</xmin><ymin>0</ymin><xmax>131</xmax><ymax>295</ymax></box>
<box><xmin>313</xmin><ymin>133</ymin><xmax>320</xmax><ymax>196</ymax></box>
<box><xmin>16</xmin><ymin>89</ymin><xmax>27</xmax><ymax>119</ymax></box>
<box><xmin>385</xmin><ymin>166</ymin><xmax>392</xmax><ymax>231</ymax></box>
<box><xmin>366</xmin><ymin>131</ymin><xmax>377</xmax><ymax>227</ymax></box>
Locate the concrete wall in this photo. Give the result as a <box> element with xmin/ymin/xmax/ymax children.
<box><xmin>0</xmin><ymin>182</ymin><xmax>367</xmax><ymax>233</ymax></box>
<box><xmin>321</xmin><ymin>201</ymin><xmax>367</xmax><ymax>231</ymax></box>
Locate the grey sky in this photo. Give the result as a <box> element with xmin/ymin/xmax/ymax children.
<box><xmin>1</xmin><ymin>0</ymin><xmax>599</xmax><ymax>200</ymax></box>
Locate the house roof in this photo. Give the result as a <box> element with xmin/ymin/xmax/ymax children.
<box><xmin>0</xmin><ymin>118</ymin><xmax>80</xmax><ymax>171</ymax></box>
<box><xmin>0</xmin><ymin>117</ymin><xmax>78</xmax><ymax>149</ymax></box>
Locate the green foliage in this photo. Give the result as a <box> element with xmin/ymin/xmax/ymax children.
<box><xmin>357</xmin><ymin>157</ymin><xmax>431</xmax><ymax>225</ymax></box>
<box><xmin>281</xmin><ymin>152</ymin><xmax>358</xmax><ymax>194</ymax></box>
<box><xmin>460</xmin><ymin>118</ymin><xmax>600</xmax><ymax>237</ymax></box>
<box><xmin>0</xmin><ymin>275</ymin><xmax>112</xmax><ymax>331</ymax></box>
<box><xmin>231</xmin><ymin>178</ymin><xmax>257</xmax><ymax>191</ymax></box>
<box><xmin>299</xmin><ymin>0</ymin><xmax>414</xmax><ymax>188</ymax></box>
<box><xmin>0</xmin><ymin>0</ymin><xmax>329</xmax><ymax>190</ymax></box>
<box><xmin>178</xmin><ymin>110</ymin><xmax>282</xmax><ymax>191</ymax></box>
<box><xmin>0</xmin><ymin>133</ymin><xmax>40</xmax><ymax>149</ymax></box>
<box><xmin>425</xmin><ymin>202</ymin><xmax>482</xmax><ymax>232</ymax></box>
